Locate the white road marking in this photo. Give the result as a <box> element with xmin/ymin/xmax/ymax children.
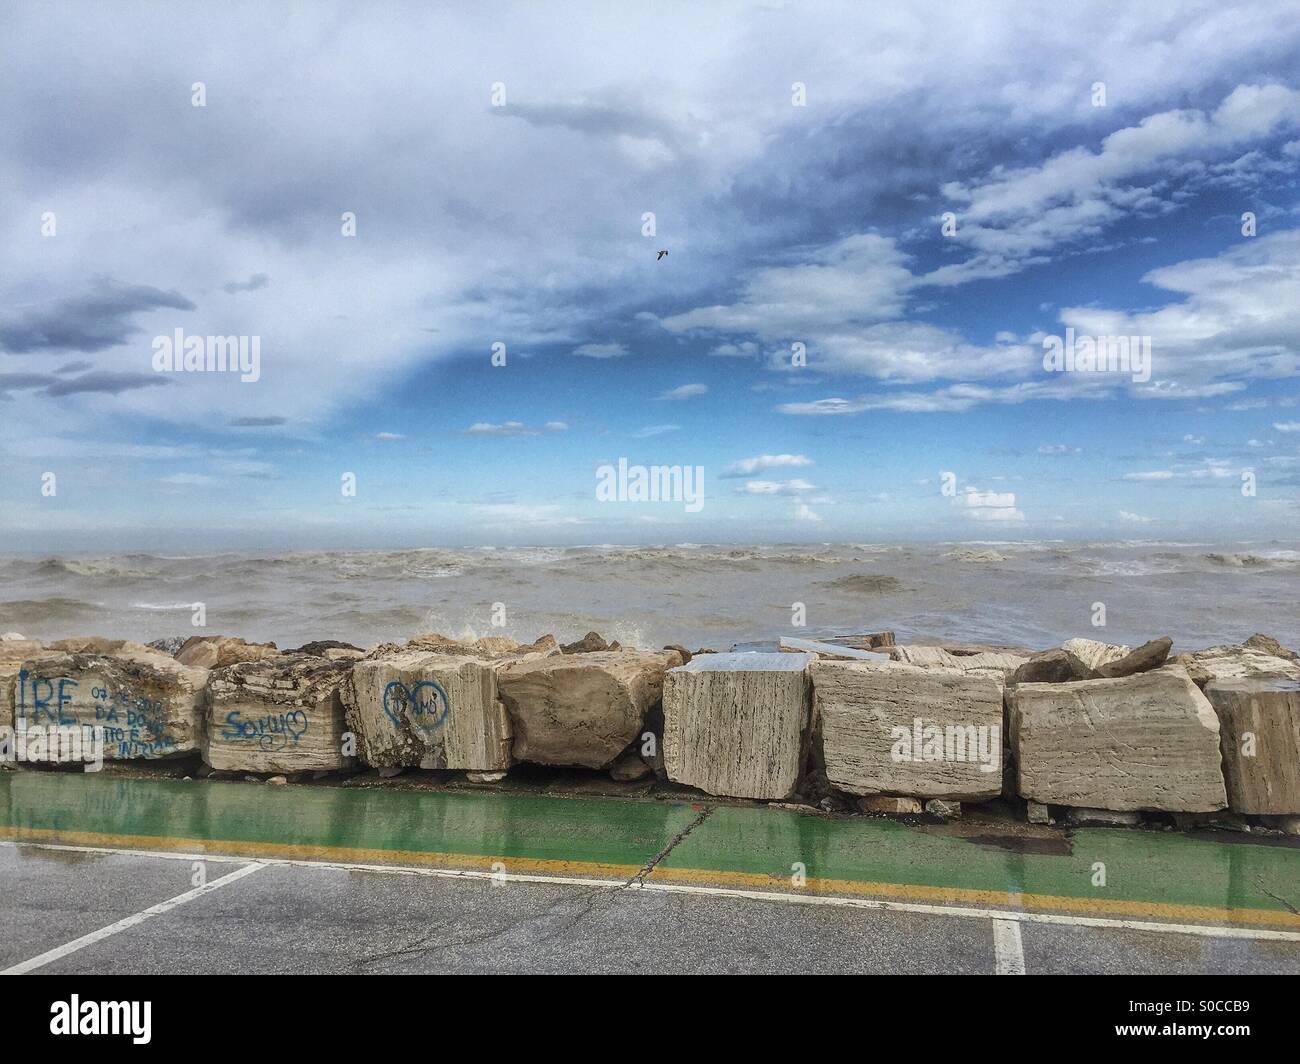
<box><xmin>993</xmin><ymin>918</ymin><xmax>1026</xmax><ymax>974</ymax></box>
<box><xmin>1</xmin><ymin>862</ymin><xmax>263</xmax><ymax>975</ymax></box>
<box><xmin>6</xmin><ymin>838</ymin><xmax>1300</xmax><ymax>944</ymax></box>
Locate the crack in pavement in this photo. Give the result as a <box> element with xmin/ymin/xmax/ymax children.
<box><xmin>626</xmin><ymin>804</ymin><xmax>714</xmax><ymax>887</ymax></box>
<box><xmin>353</xmin><ymin>804</ymin><xmax>715</xmax><ymax>969</ymax></box>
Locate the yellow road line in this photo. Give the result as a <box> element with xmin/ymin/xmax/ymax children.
<box><xmin>5</xmin><ymin>824</ymin><xmax>1298</xmax><ymax>931</ymax></box>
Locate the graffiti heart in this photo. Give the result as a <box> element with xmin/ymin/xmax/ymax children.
<box><xmin>381</xmin><ymin>679</ymin><xmax>450</xmax><ymax>733</ymax></box>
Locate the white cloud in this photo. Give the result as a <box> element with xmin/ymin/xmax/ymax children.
<box><xmin>464</xmin><ymin>420</ymin><xmax>567</xmax><ymax>437</ymax></box>
<box><xmin>1119</xmin><ymin>510</ymin><xmax>1154</xmax><ymax>523</ymax></box>
<box><xmin>657</xmin><ymin>383</ymin><xmax>708</xmax><ymax>400</ymax></box>
<box><xmin>1275</xmin><ymin>420</ymin><xmax>1300</xmax><ymax>432</ymax></box>
<box><xmin>631</xmin><ymin>423</ymin><xmax>680</xmax><ymax>438</ymax></box>
<box><xmin>742</xmin><ymin>478</ymin><xmax>817</xmax><ymax>495</ymax></box>
<box><xmin>794</xmin><ymin>502</ymin><xmax>822</xmax><ymax>522</ymax></box>
<box><xmin>723</xmin><ymin>453</ymin><xmax>813</xmax><ymax>477</ymax></box>
<box><xmin>572</xmin><ymin>342</ymin><xmax>629</xmax><ymax>359</ymax></box>
<box><xmin>958</xmin><ymin>486</ymin><xmax>1024</xmax><ymax>523</ymax></box>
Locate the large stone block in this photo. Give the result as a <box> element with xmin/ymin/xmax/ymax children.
<box><xmin>204</xmin><ymin>654</ymin><xmax>354</xmax><ymax>773</ymax></box>
<box><xmin>1008</xmin><ymin>666</ymin><xmax>1226</xmax><ymax>812</ymax></box>
<box><xmin>8</xmin><ymin>642</ymin><xmax>207</xmax><ymax>759</ymax></box>
<box><xmin>341</xmin><ymin>651</ymin><xmax>513</xmax><ymax>771</ymax></box>
<box><xmin>498</xmin><ymin>650</ymin><xmax>679</xmax><ymax>768</ymax></box>
<box><xmin>812</xmin><ymin>660</ymin><xmax>1003</xmax><ymax>800</ymax></box>
<box><xmin>1205</xmin><ymin>676</ymin><xmax>1300</xmax><ymax>814</ymax></box>
<box><xmin>663</xmin><ymin>652</ymin><xmax>813</xmax><ymax>800</ymax></box>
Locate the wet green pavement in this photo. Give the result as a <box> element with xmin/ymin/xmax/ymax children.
<box><xmin>2</xmin><ymin>771</ymin><xmax>1298</xmax><ymax>926</ymax></box>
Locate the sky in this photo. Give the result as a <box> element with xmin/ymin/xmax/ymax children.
<box><xmin>2</xmin><ymin>0</ymin><xmax>1299</xmax><ymax>551</ymax></box>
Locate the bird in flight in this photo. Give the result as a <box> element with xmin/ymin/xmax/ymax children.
<box><xmin>657</xmin><ymin>249</ymin><xmax>668</xmax><ymax>260</ymax></box>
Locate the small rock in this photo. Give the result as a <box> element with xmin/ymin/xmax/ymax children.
<box><xmin>289</xmin><ymin>639</ymin><xmax>364</xmax><ymax>657</ymax></box>
<box><xmin>609</xmin><ymin>752</ymin><xmax>652</xmax><ymax>782</ymax></box>
<box><xmin>664</xmin><ymin>644</ymin><xmax>692</xmax><ymax>664</ymax></box>
<box><xmin>1009</xmin><ymin>648</ymin><xmax>1094</xmax><ymax>685</ymax></box>
<box><xmin>466</xmin><ymin>770</ymin><xmax>507</xmax><ymax>783</ymax></box>
<box><xmin>858</xmin><ymin>795</ymin><xmax>923</xmax><ymax>815</ymax></box>
<box><xmin>1273</xmin><ymin>814</ymin><xmax>1300</xmax><ymax>836</ymax></box>
<box><xmin>0</xmin><ymin>632</ymin><xmax>27</xmax><ymax>641</ymax></box>
<box><xmin>1067</xmin><ymin>807</ymin><xmax>1142</xmax><ymax>828</ymax></box>
<box><xmin>377</xmin><ymin>766</ymin><xmax>405</xmax><ymax>778</ymax></box>
<box><xmin>561</xmin><ymin>631</ymin><xmax>608</xmax><ymax>654</ymax></box>
<box><xmin>244</xmin><ymin>775</ymin><xmax>261</xmax><ymax>783</ymax></box>
<box><xmin>146</xmin><ymin>636</ymin><xmax>186</xmax><ymax>656</ymax></box>
<box><xmin>1094</xmin><ymin>637</ymin><xmax>1173</xmax><ymax>679</ymax></box>
<box><xmin>267</xmin><ymin>775</ymin><xmax>288</xmax><ymax>786</ymax></box>
<box><xmin>924</xmin><ymin>799</ymin><xmax>961</xmax><ymax>818</ymax></box>
<box><xmin>1026</xmin><ymin>800</ymin><xmax>1052</xmax><ymax>825</ymax></box>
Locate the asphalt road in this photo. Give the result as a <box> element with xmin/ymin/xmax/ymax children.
<box><xmin>3</xmin><ymin>770</ymin><xmax>1300</xmax><ymax>974</ymax></box>
<box><xmin>3</xmin><ymin>842</ymin><xmax>1300</xmax><ymax>974</ymax></box>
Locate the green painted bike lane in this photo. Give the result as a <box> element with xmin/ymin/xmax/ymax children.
<box><xmin>2</xmin><ymin>772</ymin><xmax>1297</xmax><ymax>926</ymax></box>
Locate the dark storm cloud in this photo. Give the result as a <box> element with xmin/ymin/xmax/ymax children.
<box><xmin>229</xmin><ymin>416</ymin><xmax>288</xmax><ymax>427</ymax></box>
<box><xmin>0</xmin><ymin>280</ymin><xmax>196</xmax><ymax>355</ymax></box>
<box><xmin>494</xmin><ymin>99</ymin><xmax>685</xmax><ymax>153</ymax></box>
<box><xmin>44</xmin><ymin>371</ymin><xmax>171</xmax><ymax>397</ymax></box>
<box><xmin>55</xmin><ymin>360</ymin><xmax>95</xmax><ymax>374</ymax></box>
<box><xmin>222</xmin><ymin>273</ymin><xmax>270</xmax><ymax>294</ymax></box>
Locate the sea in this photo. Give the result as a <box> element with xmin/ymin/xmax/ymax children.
<box><xmin>1</xmin><ymin>541</ymin><xmax>1297</xmax><ymax>654</ymax></box>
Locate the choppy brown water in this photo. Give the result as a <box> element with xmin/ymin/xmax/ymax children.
<box><xmin>1</xmin><ymin>541</ymin><xmax>1297</xmax><ymax>653</ymax></box>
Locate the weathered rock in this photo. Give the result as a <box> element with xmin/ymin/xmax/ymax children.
<box><xmin>779</xmin><ymin>637</ymin><xmax>890</xmax><ymax>661</ymax></box>
<box><xmin>1275</xmin><ymin>815</ymin><xmax>1300</xmax><ymax>836</ymax></box>
<box><xmin>1205</xmin><ymin>676</ymin><xmax>1300</xmax><ymax>814</ymax></box>
<box><xmin>267</xmin><ymin>775</ymin><xmax>288</xmax><ymax>786</ymax></box>
<box><xmin>175</xmin><ymin>635</ymin><xmax>280</xmax><ymax>669</ymax></box>
<box><xmin>609</xmin><ymin>750</ymin><xmax>652</xmax><ymax>781</ymax></box>
<box><xmin>925</xmin><ymin>799</ymin><xmax>961</xmax><ymax>818</ymax></box>
<box><xmin>342</xmin><ymin>651</ymin><xmax>513</xmax><ymax>771</ymax></box>
<box><xmin>466</xmin><ymin>770</ymin><xmax>507</xmax><ymax>783</ymax></box>
<box><xmin>1009</xmin><ymin>648</ymin><xmax>1094</xmax><ymax>685</ymax></box>
<box><xmin>499</xmin><ymin>650</ymin><xmax>679</xmax><ymax>768</ymax></box>
<box><xmin>146</xmin><ymin>636</ymin><xmax>186</xmax><ymax>656</ymax></box>
<box><xmin>1026</xmin><ymin>800</ymin><xmax>1052</xmax><ymax>825</ymax></box>
<box><xmin>1243</xmin><ymin>634</ymin><xmax>1299</xmax><ymax>660</ymax></box>
<box><xmin>288</xmin><ymin>640</ymin><xmax>365</xmax><ymax>660</ymax></box>
<box><xmin>1</xmin><ymin>632</ymin><xmax>27</xmax><ymax>641</ymax></box>
<box><xmin>824</xmin><ymin>631</ymin><xmax>896</xmax><ymax>650</ymax></box>
<box><xmin>8</xmin><ymin>643</ymin><xmax>207</xmax><ymax>759</ymax></box>
<box><xmin>663</xmin><ymin>652</ymin><xmax>813</xmax><ymax>800</ymax></box>
<box><xmin>663</xmin><ymin>644</ymin><xmax>692</xmax><ymax>664</ymax></box>
<box><xmin>1008</xmin><ymin>666</ymin><xmax>1226</xmax><ymax>812</ymax></box>
<box><xmin>1176</xmin><ymin>643</ymin><xmax>1300</xmax><ymax>686</ymax></box>
<box><xmin>561</xmin><ymin>631</ymin><xmax>609</xmax><ymax>654</ymax></box>
<box><xmin>399</xmin><ymin>632</ymin><xmax>559</xmax><ymax>659</ymax></box>
<box><xmin>204</xmin><ymin>654</ymin><xmax>355</xmax><ymax>773</ymax></box>
<box><xmin>1067</xmin><ymin>807</ymin><xmax>1142</xmax><ymax>827</ymax></box>
<box><xmin>0</xmin><ymin>640</ymin><xmax>45</xmax><ymax>728</ymax></box>
<box><xmin>1061</xmin><ymin>638</ymin><xmax>1132</xmax><ymax>672</ymax></box>
<box><xmin>858</xmin><ymin>795</ymin><xmax>922</xmax><ymax>815</ymax></box>
<box><xmin>890</xmin><ymin>645</ymin><xmax>1027</xmax><ymax>679</ymax></box>
<box><xmin>1095</xmin><ymin>637</ymin><xmax>1173</xmax><ymax>679</ymax></box>
<box><xmin>813</xmin><ymin>660</ymin><xmax>1003</xmax><ymax>800</ymax></box>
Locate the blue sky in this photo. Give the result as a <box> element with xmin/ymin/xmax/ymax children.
<box><xmin>2</xmin><ymin>1</ymin><xmax>1299</xmax><ymax>550</ymax></box>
